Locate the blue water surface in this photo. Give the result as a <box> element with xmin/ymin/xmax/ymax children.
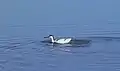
<box><xmin>0</xmin><ymin>0</ymin><xmax>120</xmax><ymax>71</ymax></box>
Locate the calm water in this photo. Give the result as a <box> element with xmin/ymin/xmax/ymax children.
<box><xmin>0</xmin><ymin>0</ymin><xmax>120</xmax><ymax>71</ymax></box>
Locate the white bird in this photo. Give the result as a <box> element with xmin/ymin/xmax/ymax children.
<box><xmin>44</xmin><ymin>35</ymin><xmax>72</xmax><ymax>44</ymax></box>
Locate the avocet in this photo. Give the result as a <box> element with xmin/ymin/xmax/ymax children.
<box><xmin>44</xmin><ymin>35</ymin><xmax>72</xmax><ymax>44</ymax></box>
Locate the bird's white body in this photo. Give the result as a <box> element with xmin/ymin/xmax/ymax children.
<box><xmin>54</xmin><ymin>38</ymin><xmax>72</xmax><ymax>44</ymax></box>
<box><xmin>48</xmin><ymin>35</ymin><xmax>72</xmax><ymax>44</ymax></box>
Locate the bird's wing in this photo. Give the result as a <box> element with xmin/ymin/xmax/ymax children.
<box><xmin>55</xmin><ymin>38</ymin><xmax>72</xmax><ymax>44</ymax></box>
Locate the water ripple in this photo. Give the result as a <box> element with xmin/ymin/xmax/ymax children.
<box><xmin>0</xmin><ymin>35</ymin><xmax>120</xmax><ymax>71</ymax></box>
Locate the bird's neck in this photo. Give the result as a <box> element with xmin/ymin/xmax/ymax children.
<box><xmin>50</xmin><ymin>37</ymin><xmax>55</xmax><ymax>43</ymax></box>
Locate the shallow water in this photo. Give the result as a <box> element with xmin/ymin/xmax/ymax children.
<box><xmin>1</xmin><ymin>0</ymin><xmax>120</xmax><ymax>71</ymax></box>
<box><xmin>1</xmin><ymin>30</ymin><xmax>120</xmax><ymax>71</ymax></box>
